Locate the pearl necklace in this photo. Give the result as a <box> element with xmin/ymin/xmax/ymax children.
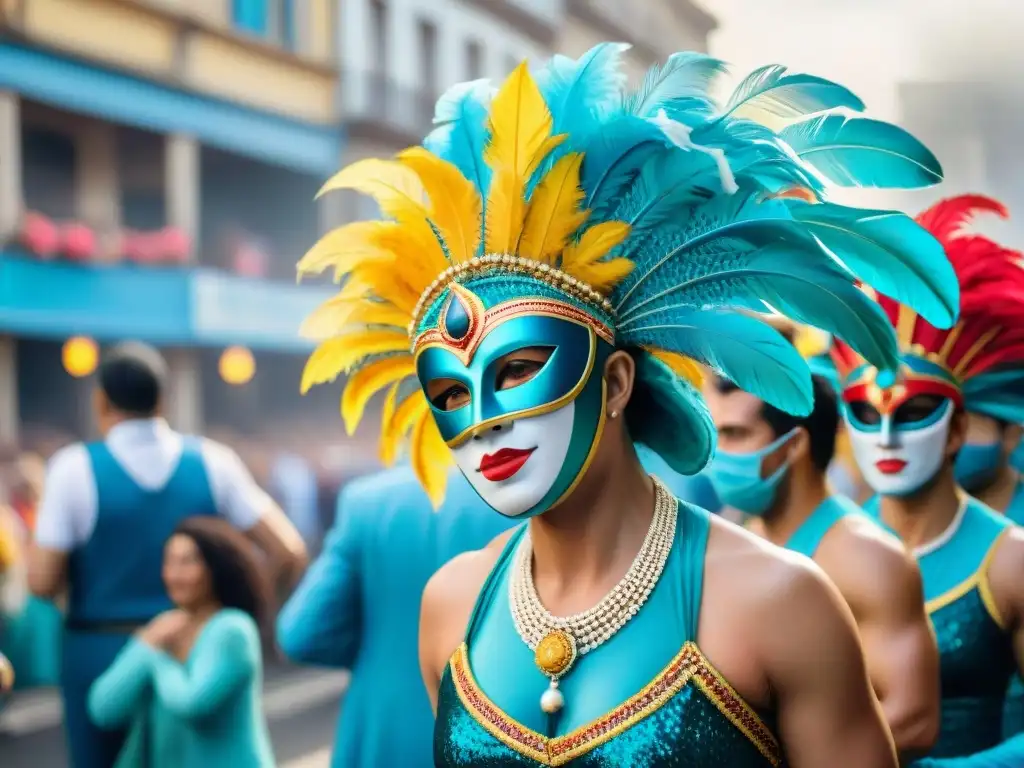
<box><xmin>509</xmin><ymin>477</ymin><xmax>677</xmax><ymax>715</ymax></box>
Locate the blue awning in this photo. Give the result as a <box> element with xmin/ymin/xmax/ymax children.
<box><xmin>0</xmin><ymin>255</ymin><xmax>335</xmax><ymax>351</ymax></box>
<box><xmin>0</xmin><ymin>43</ymin><xmax>342</xmax><ymax>175</ymax></box>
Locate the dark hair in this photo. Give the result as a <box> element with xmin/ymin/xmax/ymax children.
<box><xmin>714</xmin><ymin>374</ymin><xmax>839</xmax><ymax>472</ymax></box>
<box><xmin>98</xmin><ymin>342</ymin><xmax>167</xmax><ymax>417</ymax></box>
<box><xmin>172</xmin><ymin>517</ymin><xmax>271</xmax><ymax>627</ymax></box>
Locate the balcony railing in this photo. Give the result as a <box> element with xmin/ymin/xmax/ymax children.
<box><xmin>342</xmin><ymin>70</ymin><xmax>438</xmax><ymax>143</ymax></box>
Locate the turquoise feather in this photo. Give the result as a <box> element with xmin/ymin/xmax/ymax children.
<box><xmin>630</xmin><ymin>352</ymin><xmax>715</xmax><ymax>474</ymax></box>
<box><xmin>806</xmin><ymin>351</ymin><xmax>842</xmax><ymax>390</ymax></box>
<box><xmin>962</xmin><ymin>370</ymin><xmax>1024</xmax><ymax>424</ymax></box>
<box><xmin>531</xmin><ymin>42</ymin><xmax>631</xmax><ymax>191</ymax></box>
<box><xmin>579</xmin><ymin>116</ymin><xmax>669</xmax><ymax>219</ymax></box>
<box><xmin>624</xmin><ymin>51</ymin><xmax>725</xmax><ymax>121</ymax></box>
<box><xmin>779</xmin><ymin>115</ymin><xmax>943</xmax><ymax>188</ymax></box>
<box><xmin>787</xmin><ymin>200</ymin><xmax>959</xmax><ymax>328</ymax></box>
<box><xmin>723</xmin><ymin>64</ymin><xmax>865</xmax><ymax>120</ymax></box>
<box><xmin>617</xmin><ymin>246</ymin><xmax>901</xmax><ymax>375</ymax></box>
<box><xmin>423</xmin><ymin>82</ymin><xmax>493</xmax><ymax>198</ymax></box>
<box><xmin>624</xmin><ymin>309</ymin><xmax>814</xmax><ymax>416</ymax></box>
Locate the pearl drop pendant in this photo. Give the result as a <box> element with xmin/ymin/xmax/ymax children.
<box><xmin>540</xmin><ymin>679</ymin><xmax>565</xmax><ymax>714</ymax></box>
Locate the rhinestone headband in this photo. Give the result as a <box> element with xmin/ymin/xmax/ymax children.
<box><xmin>407</xmin><ymin>253</ymin><xmax>615</xmax><ymax>338</ymax></box>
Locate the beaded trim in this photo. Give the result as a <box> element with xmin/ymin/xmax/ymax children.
<box><xmin>449</xmin><ymin>641</ymin><xmax>782</xmax><ymax>766</ymax></box>
<box><xmin>414</xmin><ymin>297</ymin><xmax>614</xmax><ymax>361</ymax></box>
<box><xmin>408</xmin><ymin>253</ymin><xmax>614</xmax><ymax>337</ymax></box>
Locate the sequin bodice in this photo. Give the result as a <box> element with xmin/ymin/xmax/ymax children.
<box><xmin>866</xmin><ymin>496</ymin><xmax>1013</xmax><ymax>758</ymax></box>
<box><xmin>1002</xmin><ymin>480</ymin><xmax>1024</xmax><ymax>739</ymax></box>
<box><xmin>433</xmin><ymin>501</ymin><xmax>783</xmax><ymax>767</ymax></box>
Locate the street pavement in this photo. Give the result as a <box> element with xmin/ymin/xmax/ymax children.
<box><xmin>0</xmin><ymin>663</ymin><xmax>348</xmax><ymax>767</ymax></box>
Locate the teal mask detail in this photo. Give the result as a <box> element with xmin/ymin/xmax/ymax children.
<box><xmin>954</xmin><ymin>441</ymin><xmax>1003</xmax><ymax>491</ymax></box>
<box><xmin>417</xmin><ymin>307</ymin><xmax>613</xmax><ymax>520</ymax></box>
<box><xmin>704</xmin><ymin>429</ymin><xmax>798</xmax><ymax>517</ymax></box>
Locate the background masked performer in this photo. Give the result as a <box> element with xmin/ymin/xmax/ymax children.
<box><xmin>300</xmin><ymin>45</ymin><xmax>954</xmax><ymax>766</ymax></box>
<box><xmin>702</xmin><ymin>366</ymin><xmax>940</xmax><ymax>759</ymax></box>
<box><xmin>819</xmin><ymin>195</ymin><xmax>1024</xmax><ymax>764</ymax></box>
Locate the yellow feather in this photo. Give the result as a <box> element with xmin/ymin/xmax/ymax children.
<box><xmin>300</xmin><ymin>295</ymin><xmax>410</xmax><ymax>341</ymax></box>
<box><xmin>483</xmin><ymin>63</ymin><xmax>563</xmax><ymax>256</ymax></box>
<box><xmin>520</xmin><ymin>153</ymin><xmax>588</xmax><ymax>264</ymax></box>
<box><xmin>348</xmin><ymin>262</ymin><xmax>423</xmax><ymax>315</ymax></box>
<box><xmin>319</xmin><ymin>158</ymin><xmax>425</xmax><ymax>215</ymax></box>
<box><xmin>560</xmin><ymin>221</ymin><xmax>634</xmax><ymax>293</ymax></box>
<box><xmin>378</xmin><ymin>382</ymin><xmax>401</xmax><ymax>465</ymax></box>
<box><xmin>296</xmin><ymin>221</ymin><xmax>393</xmax><ymax>280</ymax></box>
<box><xmin>410</xmin><ymin>410</ymin><xmax>452</xmax><ymax>509</ymax></box>
<box><xmin>485</xmin><ymin>62</ymin><xmax>555</xmax><ymax>179</ymax></box>
<box><xmin>397</xmin><ymin>147</ymin><xmax>482</xmax><ymax>264</ymax></box>
<box><xmin>301</xmin><ymin>330</ymin><xmax>408</xmax><ymax>393</ymax></box>
<box><xmin>484</xmin><ymin>166</ymin><xmax>526</xmax><ymax>255</ymax></box>
<box><xmin>319</xmin><ymin>158</ymin><xmax>449</xmax><ymax>277</ymax></box>
<box><xmin>380</xmin><ymin>392</ymin><xmax>427</xmax><ymax>467</ymax></box>
<box><xmin>646</xmin><ymin>347</ymin><xmax>704</xmax><ymax>389</ymax></box>
<box><xmin>340</xmin><ymin>356</ymin><xmax>416</xmax><ymax>435</ymax></box>
<box><xmin>373</xmin><ymin>225</ymin><xmax>449</xmax><ymax>293</ymax></box>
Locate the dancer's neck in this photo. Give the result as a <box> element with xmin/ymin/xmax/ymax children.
<box><xmin>880</xmin><ymin>466</ymin><xmax>962</xmax><ymax>551</ymax></box>
<box><xmin>759</xmin><ymin>467</ymin><xmax>830</xmax><ymax>548</ymax></box>
<box><xmin>528</xmin><ymin>448</ymin><xmax>656</xmax><ymax>615</ymax></box>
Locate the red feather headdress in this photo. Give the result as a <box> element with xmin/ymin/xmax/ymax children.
<box><xmin>832</xmin><ymin>195</ymin><xmax>1024</xmax><ymax>386</ymax></box>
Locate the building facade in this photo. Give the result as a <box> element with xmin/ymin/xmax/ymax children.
<box><xmin>0</xmin><ymin>0</ymin><xmax>342</xmax><ymax>446</ymax></box>
<box><xmin>334</xmin><ymin>0</ymin><xmax>563</xmax><ymax>222</ymax></box>
<box><xmin>559</xmin><ymin>0</ymin><xmax>717</xmax><ymax>79</ymax></box>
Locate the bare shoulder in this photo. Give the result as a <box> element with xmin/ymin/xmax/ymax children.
<box><xmin>706</xmin><ymin>515</ymin><xmax>859</xmax><ymax>658</ymax></box>
<box><xmin>984</xmin><ymin>525</ymin><xmax>1024</xmax><ymax>623</ymax></box>
<box><xmin>818</xmin><ymin>516</ymin><xmax>922</xmax><ymax>610</ymax></box>
<box><xmin>421</xmin><ymin>527</ymin><xmax>520</xmax><ymax>646</ymax></box>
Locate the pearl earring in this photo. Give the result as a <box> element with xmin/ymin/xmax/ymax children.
<box><xmin>610</xmin><ymin>410</ymin><xmax>619</xmax><ymax>419</ymax></box>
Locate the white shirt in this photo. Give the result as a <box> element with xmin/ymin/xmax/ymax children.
<box><xmin>35</xmin><ymin>418</ymin><xmax>272</xmax><ymax>552</ymax></box>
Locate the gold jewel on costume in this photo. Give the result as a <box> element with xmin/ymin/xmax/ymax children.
<box><xmin>509</xmin><ymin>477</ymin><xmax>677</xmax><ymax>714</ymax></box>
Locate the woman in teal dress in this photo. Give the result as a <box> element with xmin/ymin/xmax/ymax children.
<box><xmin>88</xmin><ymin>516</ymin><xmax>274</xmax><ymax>767</ymax></box>
<box><xmin>299</xmin><ymin>43</ymin><xmax>957</xmax><ymax>766</ymax></box>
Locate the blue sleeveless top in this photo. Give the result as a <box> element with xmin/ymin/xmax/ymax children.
<box><xmin>67</xmin><ymin>440</ymin><xmax>218</xmax><ymax>625</ymax></box>
<box><xmin>864</xmin><ymin>496</ymin><xmax>1014</xmax><ymax>758</ymax></box>
<box><xmin>1001</xmin><ymin>480</ymin><xmax>1024</xmax><ymax>739</ymax></box>
<box><xmin>433</xmin><ymin>500</ymin><xmax>784</xmax><ymax>767</ymax></box>
<box><xmin>784</xmin><ymin>495</ymin><xmax>860</xmax><ymax>558</ymax></box>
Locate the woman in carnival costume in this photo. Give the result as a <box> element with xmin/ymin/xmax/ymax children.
<box><xmin>300</xmin><ymin>45</ymin><xmax>955</xmax><ymax>766</ymax></box>
<box><xmin>817</xmin><ymin>195</ymin><xmax>1024</xmax><ymax>765</ymax></box>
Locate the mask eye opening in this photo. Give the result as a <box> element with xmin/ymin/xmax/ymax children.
<box><xmin>427</xmin><ymin>379</ymin><xmax>472</xmax><ymax>413</ymax></box>
<box><xmin>494</xmin><ymin>346</ymin><xmax>555</xmax><ymax>392</ymax></box>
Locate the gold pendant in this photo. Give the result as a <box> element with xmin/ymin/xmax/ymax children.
<box><xmin>535</xmin><ymin>630</ymin><xmax>576</xmax><ymax>714</ymax></box>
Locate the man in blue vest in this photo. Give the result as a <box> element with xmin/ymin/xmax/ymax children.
<box><xmin>28</xmin><ymin>342</ymin><xmax>308</xmax><ymax>768</ymax></box>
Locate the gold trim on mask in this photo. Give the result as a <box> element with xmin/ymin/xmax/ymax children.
<box><xmin>414</xmin><ymin>295</ymin><xmax>613</xmax><ymax>367</ymax></box>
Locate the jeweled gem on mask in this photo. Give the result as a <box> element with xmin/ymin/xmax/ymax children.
<box><xmin>444</xmin><ymin>292</ymin><xmax>472</xmax><ymax>340</ymax></box>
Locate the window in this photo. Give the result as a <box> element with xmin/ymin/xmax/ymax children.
<box><xmin>21</xmin><ymin>126</ymin><xmax>76</xmax><ymax>220</ymax></box>
<box><xmin>233</xmin><ymin>0</ymin><xmax>295</xmax><ymax>50</ymax></box>
<box><xmin>418</xmin><ymin>18</ymin><xmax>438</xmax><ymax>98</ymax></box>
<box><xmin>232</xmin><ymin>0</ymin><xmax>268</xmax><ymax>35</ymax></box>
<box><xmin>370</xmin><ymin>0</ymin><xmax>387</xmax><ymax>75</ymax></box>
<box><xmin>466</xmin><ymin>40</ymin><xmax>483</xmax><ymax>80</ymax></box>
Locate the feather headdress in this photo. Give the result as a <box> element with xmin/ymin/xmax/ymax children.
<box><xmin>826</xmin><ymin>194</ymin><xmax>1024</xmax><ymax>422</ymax></box>
<box><xmin>299</xmin><ymin>45</ymin><xmax>956</xmax><ymax>506</ymax></box>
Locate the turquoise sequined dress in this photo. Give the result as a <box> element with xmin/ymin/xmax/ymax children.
<box><xmin>866</xmin><ymin>496</ymin><xmax>1015</xmax><ymax>758</ymax></box>
<box><xmin>434</xmin><ymin>500</ymin><xmax>784</xmax><ymax>767</ymax></box>
<box><xmin>1001</xmin><ymin>480</ymin><xmax>1024</xmax><ymax>739</ymax></box>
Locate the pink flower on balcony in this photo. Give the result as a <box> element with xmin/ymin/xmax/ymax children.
<box><xmin>160</xmin><ymin>227</ymin><xmax>191</xmax><ymax>264</ymax></box>
<box><xmin>20</xmin><ymin>212</ymin><xmax>59</xmax><ymax>258</ymax></box>
<box><xmin>62</xmin><ymin>222</ymin><xmax>97</xmax><ymax>262</ymax></box>
<box><xmin>232</xmin><ymin>239</ymin><xmax>268</xmax><ymax>278</ymax></box>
